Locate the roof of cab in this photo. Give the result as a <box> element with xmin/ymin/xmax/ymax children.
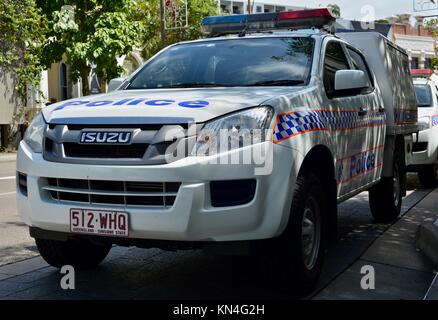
<box><xmin>413</xmin><ymin>78</ymin><xmax>431</xmax><ymax>85</ymax></box>
<box><xmin>172</xmin><ymin>30</ymin><xmax>333</xmax><ymax>46</ymax></box>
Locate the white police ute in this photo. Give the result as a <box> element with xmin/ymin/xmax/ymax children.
<box><xmin>408</xmin><ymin>77</ymin><xmax>438</xmax><ymax>187</ymax></box>
<box><xmin>17</xmin><ymin>8</ymin><xmax>418</xmax><ymax>293</ymax></box>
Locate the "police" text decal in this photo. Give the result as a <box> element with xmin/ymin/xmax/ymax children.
<box><xmin>53</xmin><ymin>98</ymin><xmax>210</xmax><ymax>112</ymax></box>
<box><xmin>336</xmin><ymin>145</ymin><xmax>384</xmax><ymax>184</ymax></box>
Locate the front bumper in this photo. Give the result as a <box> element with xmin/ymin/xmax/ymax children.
<box><xmin>410</xmin><ymin>128</ymin><xmax>438</xmax><ymax>167</ymax></box>
<box><xmin>17</xmin><ymin>141</ymin><xmax>296</xmax><ymax>242</ymax></box>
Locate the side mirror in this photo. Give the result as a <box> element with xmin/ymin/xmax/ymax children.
<box><xmin>108</xmin><ymin>77</ymin><xmax>127</xmax><ymax>92</ymax></box>
<box><xmin>334</xmin><ymin>70</ymin><xmax>368</xmax><ymax>91</ymax></box>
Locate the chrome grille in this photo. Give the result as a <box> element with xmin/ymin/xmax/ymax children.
<box><xmin>43</xmin><ymin>178</ymin><xmax>181</xmax><ymax>208</ymax></box>
<box><xmin>43</xmin><ymin>122</ymin><xmax>197</xmax><ymax>165</ymax></box>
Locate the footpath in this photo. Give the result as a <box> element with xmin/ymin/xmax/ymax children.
<box><xmin>314</xmin><ymin>189</ymin><xmax>438</xmax><ymax>300</ymax></box>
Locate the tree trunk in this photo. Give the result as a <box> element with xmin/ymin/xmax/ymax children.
<box><xmin>101</xmin><ymin>81</ymin><xmax>108</xmax><ymax>93</ymax></box>
<box><xmin>79</xmin><ymin>63</ymin><xmax>90</xmax><ymax>97</ymax></box>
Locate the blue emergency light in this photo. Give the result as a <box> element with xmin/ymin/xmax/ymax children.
<box><xmin>201</xmin><ymin>8</ymin><xmax>336</xmax><ymax>36</ymax></box>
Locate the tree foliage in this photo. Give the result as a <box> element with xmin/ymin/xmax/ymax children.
<box><xmin>430</xmin><ymin>57</ymin><xmax>438</xmax><ymax>71</ymax></box>
<box><xmin>375</xmin><ymin>19</ymin><xmax>390</xmax><ymax>24</ymax></box>
<box><xmin>425</xmin><ymin>18</ymin><xmax>438</xmax><ymax>38</ymax></box>
<box><xmin>1</xmin><ymin>0</ymin><xmax>219</xmax><ymax>100</ymax></box>
<box><xmin>425</xmin><ymin>19</ymin><xmax>438</xmax><ymax>71</ymax></box>
<box><xmin>0</xmin><ymin>0</ymin><xmax>47</xmax><ymax>101</ymax></box>
<box><xmin>328</xmin><ymin>4</ymin><xmax>341</xmax><ymax>18</ymax></box>
<box><xmin>37</xmin><ymin>0</ymin><xmax>144</xmax><ymax>95</ymax></box>
<box><xmin>134</xmin><ymin>0</ymin><xmax>219</xmax><ymax>60</ymax></box>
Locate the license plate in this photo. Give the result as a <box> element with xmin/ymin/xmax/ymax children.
<box><xmin>70</xmin><ymin>209</ymin><xmax>129</xmax><ymax>237</ymax></box>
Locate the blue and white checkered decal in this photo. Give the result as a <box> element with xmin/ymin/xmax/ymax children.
<box><xmin>273</xmin><ymin>110</ymin><xmax>385</xmax><ymax>143</ymax></box>
<box><xmin>432</xmin><ymin>115</ymin><xmax>438</xmax><ymax>127</ymax></box>
<box><xmin>274</xmin><ymin>111</ymin><xmax>326</xmax><ymax>141</ymax></box>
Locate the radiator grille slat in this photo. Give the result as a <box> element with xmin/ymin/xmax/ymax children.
<box><xmin>43</xmin><ymin>178</ymin><xmax>180</xmax><ymax>208</ymax></box>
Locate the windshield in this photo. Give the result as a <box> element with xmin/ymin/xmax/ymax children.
<box><xmin>127</xmin><ymin>37</ymin><xmax>314</xmax><ymax>89</ymax></box>
<box><xmin>415</xmin><ymin>84</ymin><xmax>433</xmax><ymax>108</ymax></box>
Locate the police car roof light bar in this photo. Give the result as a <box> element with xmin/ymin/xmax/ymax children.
<box><xmin>201</xmin><ymin>8</ymin><xmax>336</xmax><ymax>36</ymax></box>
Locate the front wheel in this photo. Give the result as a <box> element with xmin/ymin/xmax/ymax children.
<box><xmin>369</xmin><ymin>160</ymin><xmax>403</xmax><ymax>223</ymax></box>
<box><xmin>270</xmin><ymin>173</ymin><xmax>327</xmax><ymax>294</ymax></box>
<box><xmin>35</xmin><ymin>238</ymin><xmax>111</xmax><ymax>270</ymax></box>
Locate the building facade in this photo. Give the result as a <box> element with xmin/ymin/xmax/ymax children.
<box><xmin>42</xmin><ymin>52</ymin><xmax>143</xmax><ymax>104</ymax></box>
<box><xmin>390</xmin><ymin>16</ymin><xmax>436</xmax><ymax>70</ymax></box>
<box><xmin>216</xmin><ymin>0</ymin><xmax>299</xmax><ymax>14</ymax></box>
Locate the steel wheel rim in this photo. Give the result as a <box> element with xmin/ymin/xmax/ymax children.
<box><xmin>301</xmin><ymin>196</ymin><xmax>321</xmax><ymax>271</ymax></box>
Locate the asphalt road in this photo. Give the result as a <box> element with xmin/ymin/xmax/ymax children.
<box><xmin>0</xmin><ymin>160</ymin><xmax>426</xmax><ymax>299</ymax></box>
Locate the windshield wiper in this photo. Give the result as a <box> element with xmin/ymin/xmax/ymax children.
<box><xmin>164</xmin><ymin>83</ymin><xmax>233</xmax><ymax>88</ymax></box>
<box><xmin>246</xmin><ymin>80</ymin><xmax>305</xmax><ymax>87</ymax></box>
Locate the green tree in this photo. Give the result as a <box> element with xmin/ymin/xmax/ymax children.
<box><xmin>425</xmin><ymin>19</ymin><xmax>438</xmax><ymax>66</ymax></box>
<box><xmin>135</xmin><ymin>0</ymin><xmax>219</xmax><ymax>60</ymax></box>
<box><xmin>425</xmin><ymin>18</ymin><xmax>438</xmax><ymax>38</ymax></box>
<box><xmin>328</xmin><ymin>4</ymin><xmax>341</xmax><ymax>18</ymax></box>
<box><xmin>0</xmin><ymin>0</ymin><xmax>47</xmax><ymax>102</ymax></box>
<box><xmin>431</xmin><ymin>57</ymin><xmax>438</xmax><ymax>71</ymax></box>
<box><xmin>0</xmin><ymin>0</ymin><xmax>47</xmax><ymax>148</ymax></box>
<box><xmin>37</xmin><ymin>0</ymin><xmax>143</xmax><ymax>96</ymax></box>
<box><xmin>375</xmin><ymin>19</ymin><xmax>389</xmax><ymax>24</ymax></box>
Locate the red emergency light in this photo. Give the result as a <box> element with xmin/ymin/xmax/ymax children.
<box><xmin>277</xmin><ymin>8</ymin><xmax>336</xmax><ymax>30</ymax></box>
<box><xmin>278</xmin><ymin>8</ymin><xmax>334</xmax><ymax>20</ymax></box>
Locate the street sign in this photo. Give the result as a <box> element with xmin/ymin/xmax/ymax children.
<box><xmin>164</xmin><ymin>0</ymin><xmax>188</xmax><ymax>30</ymax></box>
<box><xmin>413</xmin><ymin>0</ymin><xmax>438</xmax><ymax>12</ymax></box>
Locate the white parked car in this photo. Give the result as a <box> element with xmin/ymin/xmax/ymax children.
<box><xmin>16</xmin><ymin>9</ymin><xmax>418</xmax><ymax>293</ymax></box>
<box><xmin>409</xmin><ymin>78</ymin><xmax>438</xmax><ymax>187</ymax></box>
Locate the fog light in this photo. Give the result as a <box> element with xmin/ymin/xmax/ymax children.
<box><xmin>210</xmin><ymin>179</ymin><xmax>256</xmax><ymax>207</ymax></box>
<box><xmin>17</xmin><ymin>172</ymin><xmax>28</xmax><ymax>196</ymax></box>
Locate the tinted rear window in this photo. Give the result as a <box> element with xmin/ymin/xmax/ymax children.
<box><xmin>415</xmin><ymin>84</ymin><xmax>433</xmax><ymax>108</ymax></box>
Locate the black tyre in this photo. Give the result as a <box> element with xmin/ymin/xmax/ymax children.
<box><xmin>270</xmin><ymin>172</ymin><xmax>327</xmax><ymax>294</ymax></box>
<box><xmin>35</xmin><ymin>238</ymin><xmax>111</xmax><ymax>270</ymax></box>
<box><xmin>418</xmin><ymin>165</ymin><xmax>438</xmax><ymax>188</ymax></box>
<box><xmin>369</xmin><ymin>159</ymin><xmax>403</xmax><ymax>223</ymax></box>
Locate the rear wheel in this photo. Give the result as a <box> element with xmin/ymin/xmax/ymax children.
<box><xmin>418</xmin><ymin>165</ymin><xmax>438</xmax><ymax>188</ymax></box>
<box><xmin>35</xmin><ymin>238</ymin><xmax>111</xmax><ymax>270</ymax></box>
<box><xmin>369</xmin><ymin>159</ymin><xmax>403</xmax><ymax>223</ymax></box>
<box><xmin>271</xmin><ymin>172</ymin><xmax>327</xmax><ymax>294</ymax></box>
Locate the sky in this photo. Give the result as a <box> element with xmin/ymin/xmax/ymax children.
<box><xmin>258</xmin><ymin>0</ymin><xmax>438</xmax><ymax>20</ymax></box>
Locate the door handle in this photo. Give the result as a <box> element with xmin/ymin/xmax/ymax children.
<box><xmin>358</xmin><ymin>108</ymin><xmax>367</xmax><ymax>116</ymax></box>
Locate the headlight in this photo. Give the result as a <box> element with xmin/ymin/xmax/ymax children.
<box><xmin>418</xmin><ymin>116</ymin><xmax>431</xmax><ymax>131</ymax></box>
<box><xmin>192</xmin><ymin>106</ymin><xmax>274</xmax><ymax>156</ymax></box>
<box><xmin>24</xmin><ymin>113</ymin><xmax>46</xmax><ymax>153</ymax></box>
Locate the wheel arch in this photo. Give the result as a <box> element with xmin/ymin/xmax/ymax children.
<box><xmin>297</xmin><ymin>145</ymin><xmax>338</xmax><ymax>243</ymax></box>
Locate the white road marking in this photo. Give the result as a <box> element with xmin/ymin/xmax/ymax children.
<box><xmin>0</xmin><ymin>191</ymin><xmax>16</xmax><ymax>197</ymax></box>
<box><xmin>0</xmin><ymin>176</ymin><xmax>15</xmax><ymax>181</ymax></box>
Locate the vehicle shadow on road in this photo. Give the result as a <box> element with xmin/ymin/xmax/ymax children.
<box><xmin>2</xmin><ymin>174</ymin><xmax>428</xmax><ymax>300</ymax></box>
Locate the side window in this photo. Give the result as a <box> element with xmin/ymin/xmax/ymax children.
<box><xmin>323</xmin><ymin>41</ymin><xmax>350</xmax><ymax>98</ymax></box>
<box><xmin>347</xmin><ymin>47</ymin><xmax>374</xmax><ymax>92</ymax></box>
